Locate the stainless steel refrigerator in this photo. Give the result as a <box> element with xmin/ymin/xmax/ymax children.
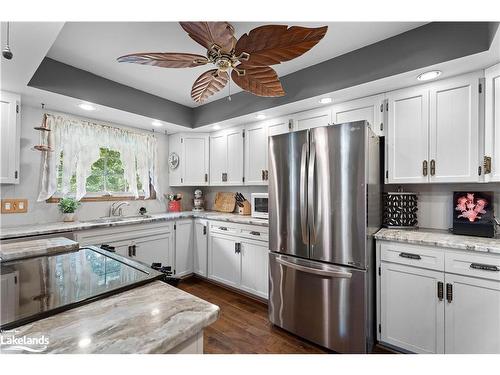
<box><xmin>268</xmin><ymin>121</ymin><xmax>381</xmax><ymax>353</ymax></box>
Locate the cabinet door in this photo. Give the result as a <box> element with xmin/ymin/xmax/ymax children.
<box><xmin>208</xmin><ymin>233</ymin><xmax>239</xmax><ymax>287</ymax></box>
<box><xmin>168</xmin><ymin>134</ymin><xmax>182</xmax><ymax>186</ymax></box>
<box><xmin>209</xmin><ymin>132</ymin><xmax>227</xmax><ymax>185</ymax></box>
<box><xmin>267</xmin><ymin>117</ymin><xmax>290</xmax><ymax>137</ymax></box>
<box><xmin>244</xmin><ymin>122</ymin><xmax>268</xmax><ymax>185</ymax></box>
<box><xmin>0</xmin><ymin>91</ymin><xmax>20</xmax><ymax>184</ymax></box>
<box><xmin>380</xmin><ymin>262</ymin><xmax>444</xmax><ymax>353</ymax></box>
<box><xmin>332</xmin><ymin>94</ymin><xmax>385</xmax><ymax>136</ymax></box>
<box><xmin>485</xmin><ymin>63</ymin><xmax>500</xmax><ymax>182</ymax></box>
<box><xmin>240</xmin><ymin>239</ymin><xmax>269</xmax><ymax>299</ymax></box>
<box><xmin>226</xmin><ymin>127</ymin><xmax>244</xmax><ymax>185</ymax></box>
<box><xmin>444</xmin><ymin>274</ymin><xmax>500</xmax><ymax>354</ymax></box>
<box><xmin>183</xmin><ymin>134</ymin><xmax>209</xmax><ymax>186</ymax></box>
<box><xmin>386</xmin><ymin>87</ymin><xmax>429</xmax><ymax>184</ymax></box>
<box><xmin>105</xmin><ymin>239</ymin><xmax>132</xmax><ymax>258</ymax></box>
<box><xmin>294</xmin><ymin>107</ymin><xmax>332</xmax><ymax>131</ymax></box>
<box><xmin>429</xmin><ymin>73</ymin><xmax>480</xmax><ymax>182</ymax></box>
<box><xmin>132</xmin><ymin>233</ymin><xmax>174</xmax><ymax>269</ymax></box>
<box><xmin>193</xmin><ymin>219</ymin><xmax>208</xmax><ymax>277</ymax></box>
<box><xmin>175</xmin><ymin>220</ymin><xmax>193</xmax><ymax>277</ymax></box>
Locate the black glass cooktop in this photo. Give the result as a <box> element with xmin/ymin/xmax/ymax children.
<box><xmin>0</xmin><ymin>246</ymin><xmax>162</xmax><ymax>329</ymax></box>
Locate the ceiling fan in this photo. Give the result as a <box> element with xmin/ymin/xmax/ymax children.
<box><xmin>117</xmin><ymin>22</ymin><xmax>328</xmax><ymax>104</ymax></box>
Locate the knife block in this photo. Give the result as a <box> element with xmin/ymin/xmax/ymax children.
<box><xmin>237</xmin><ymin>200</ymin><xmax>251</xmax><ymax>216</ymax></box>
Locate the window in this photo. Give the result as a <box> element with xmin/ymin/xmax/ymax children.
<box><xmin>38</xmin><ymin>113</ymin><xmax>160</xmax><ymax>202</ymax></box>
<box><xmin>55</xmin><ymin>148</ymin><xmax>146</xmax><ymax>199</ymax></box>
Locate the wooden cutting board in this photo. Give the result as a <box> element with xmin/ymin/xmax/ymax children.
<box><xmin>213</xmin><ymin>192</ymin><xmax>236</xmax><ymax>213</ymax></box>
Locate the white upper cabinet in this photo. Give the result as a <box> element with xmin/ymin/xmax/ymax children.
<box><xmin>244</xmin><ymin>117</ymin><xmax>290</xmax><ymax>185</ymax></box>
<box><xmin>386</xmin><ymin>72</ymin><xmax>482</xmax><ymax>184</ymax></box>
<box><xmin>210</xmin><ymin>126</ymin><xmax>244</xmax><ymax>185</ymax></box>
<box><xmin>332</xmin><ymin>94</ymin><xmax>385</xmax><ymax>137</ymax></box>
<box><xmin>484</xmin><ymin>63</ymin><xmax>500</xmax><ymax>182</ymax></box>
<box><xmin>168</xmin><ymin>132</ymin><xmax>209</xmax><ymax>186</ymax></box>
<box><xmin>386</xmin><ymin>86</ymin><xmax>430</xmax><ymax>184</ymax></box>
<box><xmin>429</xmin><ymin>73</ymin><xmax>480</xmax><ymax>183</ymax></box>
<box><xmin>182</xmin><ymin>134</ymin><xmax>209</xmax><ymax>186</ymax></box>
<box><xmin>293</xmin><ymin>107</ymin><xmax>332</xmax><ymax>131</ymax></box>
<box><xmin>0</xmin><ymin>91</ymin><xmax>20</xmax><ymax>184</ymax></box>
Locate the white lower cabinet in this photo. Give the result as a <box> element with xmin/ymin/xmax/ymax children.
<box><xmin>380</xmin><ymin>262</ymin><xmax>444</xmax><ymax>353</ymax></box>
<box><xmin>174</xmin><ymin>220</ymin><xmax>193</xmax><ymax>277</ymax></box>
<box><xmin>208</xmin><ymin>233</ymin><xmax>240</xmax><ymax>288</ymax></box>
<box><xmin>75</xmin><ymin>222</ymin><xmax>175</xmax><ymax>269</ymax></box>
<box><xmin>193</xmin><ymin>219</ymin><xmax>208</xmax><ymax>277</ymax></box>
<box><xmin>207</xmin><ymin>221</ymin><xmax>269</xmax><ymax>299</ymax></box>
<box><xmin>240</xmin><ymin>239</ymin><xmax>269</xmax><ymax>299</ymax></box>
<box><xmin>377</xmin><ymin>241</ymin><xmax>500</xmax><ymax>354</ymax></box>
<box><xmin>444</xmin><ymin>273</ymin><xmax>500</xmax><ymax>354</ymax></box>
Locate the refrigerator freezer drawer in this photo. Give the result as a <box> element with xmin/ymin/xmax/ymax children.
<box><xmin>268</xmin><ymin>252</ymin><xmax>370</xmax><ymax>353</ymax></box>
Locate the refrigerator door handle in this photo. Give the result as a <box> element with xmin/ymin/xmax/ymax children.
<box><xmin>300</xmin><ymin>143</ymin><xmax>308</xmax><ymax>245</ymax></box>
<box><xmin>275</xmin><ymin>256</ymin><xmax>352</xmax><ymax>279</ymax></box>
<box><xmin>308</xmin><ymin>141</ymin><xmax>317</xmax><ymax>244</ymax></box>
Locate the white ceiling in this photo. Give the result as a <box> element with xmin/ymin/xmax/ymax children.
<box><xmin>46</xmin><ymin>22</ymin><xmax>427</xmax><ymax>107</ymax></box>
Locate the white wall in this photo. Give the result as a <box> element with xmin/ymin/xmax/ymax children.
<box><xmin>0</xmin><ymin>105</ymin><xmax>172</xmax><ymax>227</ymax></box>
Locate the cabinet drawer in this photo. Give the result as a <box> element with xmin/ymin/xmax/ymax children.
<box><xmin>239</xmin><ymin>228</ymin><xmax>269</xmax><ymax>242</ymax></box>
<box><xmin>209</xmin><ymin>222</ymin><xmax>238</xmax><ymax>236</ymax></box>
<box><xmin>445</xmin><ymin>251</ymin><xmax>500</xmax><ymax>281</ymax></box>
<box><xmin>380</xmin><ymin>241</ymin><xmax>444</xmax><ymax>271</ymax></box>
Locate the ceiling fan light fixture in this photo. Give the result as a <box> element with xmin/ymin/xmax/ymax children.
<box><xmin>256</xmin><ymin>113</ymin><xmax>266</xmax><ymax>120</ymax></box>
<box><xmin>152</xmin><ymin>120</ymin><xmax>162</xmax><ymax>127</ymax></box>
<box><xmin>212</xmin><ymin>124</ymin><xmax>221</xmax><ymax>130</ymax></box>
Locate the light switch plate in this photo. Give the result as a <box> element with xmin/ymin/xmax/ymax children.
<box><xmin>1</xmin><ymin>199</ymin><xmax>28</xmax><ymax>213</ymax></box>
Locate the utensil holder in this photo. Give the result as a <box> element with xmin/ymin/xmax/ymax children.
<box><xmin>168</xmin><ymin>200</ymin><xmax>181</xmax><ymax>212</ymax></box>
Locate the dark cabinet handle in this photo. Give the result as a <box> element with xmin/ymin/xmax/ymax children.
<box><xmin>219</xmin><ymin>226</ymin><xmax>228</xmax><ymax>231</ymax></box>
<box><xmin>422</xmin><ymin>160</ymin><xmax>428</xmax><ymax>176</ymax></box>
<box><xmin>234</xmin><ymin>242</ymin><xmax>241</xmax><ymax>254</ymax></box>
<box><xmin>470</xmin><ymin>263</ymin><xmax>499</xmax><ymax>272</ymax></box>
<box><xmin>446</xmin><ymin>283</ymin><xmax>453</xmax><ymax>303</ymax></box>
<box><xmin>132</xmin><ymin>245</ymin><xmax>137</xmax><ymax>256</ymax></box>
<box><xmin>203</xmin><ymin>225</ymin><xmax>207</xmax><ymax>235</ymax></box>
<box><xmin>437</xmin><ymin>281</ymin><xmax>444</xmax><ymax>301</ymax></box>
<box><xmin>128</xmin><ymin>246</ymin><xmax>132</xmax><ymax>257</ymax></box>
<box><xmin>250</xmin><ymin>231</ymin><xmax>261</xmax><ymax>236</ymax></box>
<box><xmin>399</xmin><ymin>252</ymin><xmax>421</xmax><ymax>260</ymax></box>
<box><xmin>261</xmin><ymin>170</ymin><xmax>265</xmax><ymax>180</ymax></box>
<box><xmin>265</xmin><ymin>170</ymin><xmax>269</xmax><ymax>180</ymax></box>
<box><xmin>430</xmin><ymin>159</ymin><xmax>436</xmax><ymax>176</ymax></box>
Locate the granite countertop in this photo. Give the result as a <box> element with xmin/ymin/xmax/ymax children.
<box><xmin>1</xmin><ymin>281</ymin><xmax>219</xmax><ymax>354</ymax></box>
<box><xmin>0</xmin><ymin>211</ymin><xmax>268</xmax><ymax>240</ymax></box>
<box><xmin>0</xmin><ymin>237</ymin><xmax>79</xmax><ymax>261</ymax></box>
<box><xmin>375</xmin><ymin>228</ymin><xmax>500</xmax><ymax>255</ymax></box>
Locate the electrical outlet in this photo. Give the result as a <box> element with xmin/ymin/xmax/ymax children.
<box><xmin>1</xmin><ymin>199</ymin><xmax>28</xmax><ymax>214</ymax></box>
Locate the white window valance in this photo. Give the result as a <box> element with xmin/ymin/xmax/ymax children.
<box><xmin>37</xmin><ymin>113</ymin><xmax>161</xmax><ymax>201</ymax></box>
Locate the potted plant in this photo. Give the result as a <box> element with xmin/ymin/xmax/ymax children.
<box><xmin>58</xmin><ymin>197</ymin><xmax>80</xmax><ymax>222</ymax></box>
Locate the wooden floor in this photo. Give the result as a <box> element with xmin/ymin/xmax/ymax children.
<box><xmin>178</xmin><ymin>277</ymin><xmax>392</xmax><ymax>354</ymax></box>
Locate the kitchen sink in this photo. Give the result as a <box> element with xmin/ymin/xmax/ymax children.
<box><xmin>86</xmin><ymin>215</ymin><xmax>152</xmax><ymax>224</ymax></box>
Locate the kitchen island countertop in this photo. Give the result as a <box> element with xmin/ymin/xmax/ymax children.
<box><xmin>1</xmin><ymin>281</ymin><xmax>219</xmax><ymax>354</ymax></box>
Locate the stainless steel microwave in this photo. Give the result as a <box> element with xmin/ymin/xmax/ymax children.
<box><xmin>251</xmin><ymin>193</ymin><xmax>268</xmax><ymax>219</ymax></box>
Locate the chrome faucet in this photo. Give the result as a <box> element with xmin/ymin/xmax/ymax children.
<box><xmin>110</xmin><ymin>201</ymin><xmax>130</xmax><ymax>217</ymax></box>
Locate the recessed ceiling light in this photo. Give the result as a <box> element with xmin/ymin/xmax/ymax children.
<box><xmin>212</xmin><ymin>124</ymin><xmax>221</xmax><ymax>130</ymax></box>
<box><xmin>152</xmin><ymin>120</ymin><xmax>162</xmax><ymax>127</ymax></box>
<box><xmin>256</xmin><ymin>113</ymin><xmax>266</xmax><ymax>120</ymax></box>
<box><xmin>417</xmin><ymin>70</ymin><xmax>442</xmax><ymax>81</ymax></box>
<box><xmin>78</xmin><ymin>103</ymin><xmax>96</xmax><ymax>111</ymax></box>
<box><xmin>319</xmin><ymin>97</ymin><xmax>333</xmax><ymax>104</ymax></box>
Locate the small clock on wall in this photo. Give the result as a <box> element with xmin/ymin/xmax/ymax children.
<box><xmin>168</xmin><ymin>152</ymin><xmax>180</xmax><ymax>170</ymax></box>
